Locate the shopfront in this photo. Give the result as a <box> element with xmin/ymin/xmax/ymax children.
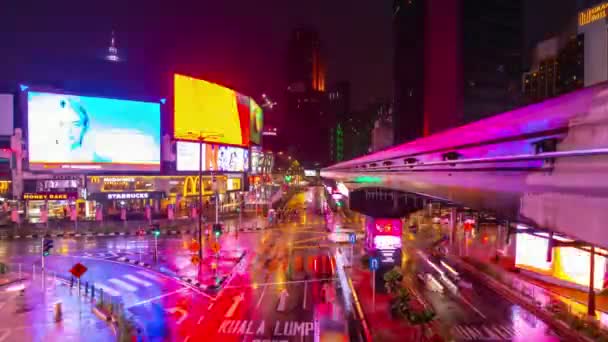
<box><xmin>23</xmin><ymin>191</ymin><xmax>79</xmax><ymax>223</ymax></box>
<box><xmin>86</xmin><ymin>174</ymin><xmax>244</xmax><ymax>219</ymax></box>
<box><xmin>89</xmin><ymin>191</ymin><xmax>166</xmax><ymax>220</ymax></box>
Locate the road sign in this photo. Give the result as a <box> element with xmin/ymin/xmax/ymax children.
<box><xmin>69</xmin><ymin>263</ymin><xmax>88</xmax><ymax>278</ymax></box>
<box><xmin>191</xmin><ymin>255</ymin><xmax>200</xmax><ymax>265</ymax></box>
<box><xmin>348</xmin><ymin>232</ymin><xmax>356</xmax><ymax>244</ymax></box>
<box><xmin>189</xmin><ymin>240</ymin><xmax>200</xmax><ymax>253</ymax></box>
<box><xmin>211</xmin><ymin>241</ymin><xmax>221</xmax><ymax>254</ymax></box>
<box><xmin>369</xmin><ymin>256</ymin><xmax>379</xmax><ymax>271</ymax></box>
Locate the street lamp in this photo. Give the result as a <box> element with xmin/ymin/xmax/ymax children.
<box><xmin>185</xmin><ymin>131</ymin><xmax>223</xmax><ymax>261</ymax></box>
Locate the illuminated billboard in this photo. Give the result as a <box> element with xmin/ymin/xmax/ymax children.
<box><xmin>27</xmin><ymin>91</ymin><xmax>161</xmax><ymax>171</ymax></box>
<box><xmin>176</xmin><ymin>141</ymin><xmax>249</xmax><ymax>172</ymax></box>
<box><xmin>174</xmin><ymin>74</ymin><xmax>250</xmax><ymax>146</ymax></box>
<box><xmin>250</xmin><ymin>99</ymin><xmax>263</xmax><ymax>145</ymax></box>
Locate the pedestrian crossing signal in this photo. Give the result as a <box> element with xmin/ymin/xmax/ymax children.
<box><xmin>43</xmin><ymin>239</ymin><xmax>53</xmax><ymax>256</ymax></box>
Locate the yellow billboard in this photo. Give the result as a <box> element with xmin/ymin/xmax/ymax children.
<box><xmin>174</xmin><ymin>74</ymin><xmax>250</xmax><ymax>146</ymax></box>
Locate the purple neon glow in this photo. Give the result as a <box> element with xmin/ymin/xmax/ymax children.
<box><xmin>326</xmin><ymin>82</ymin><xmax>608</xmax><ymax>170</ymax></box>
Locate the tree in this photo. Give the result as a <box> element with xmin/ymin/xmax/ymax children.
<box><xmin>390</xmin><ymin>288</ymin><xmax>411</xmax><ymax>319</ymax></box>
<box><xmin>383</xmin><ymin>266</ymin><xmax>403</xmax><ymax>294</ymax></box>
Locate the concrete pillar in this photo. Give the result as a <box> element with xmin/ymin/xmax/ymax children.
<box><xmin>589</xmin><ymin>246</ymin><xmax>596</xmax><ymax>316</ymax></box>
<box><xmin>449</xmin><ymin>208</ymin><xmax>457</xmax><ymax>250</ymax></box>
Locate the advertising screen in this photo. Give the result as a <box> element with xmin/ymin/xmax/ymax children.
<box><xmin>27</xmin><ymin>91</ymin><xmax>160</xmax><ymax>171</ymax></box>
<box><xmin>515</xmin><ymin>233</ymin><xmax>552</xmax><ymax>272</ymax></box>
<box><xmin>251</xmin><ymin>146</ymin><xmax>262</xmax><ymax>175</ymax></box>
<box><xmin>250</xmin><ymin>99</ymin><xmax>263</xmax><ymax>145</ymax></box>
<box><xmin>174</xmin><ymin>74</ymin><xmax>250</xmax><ymax>146</ymax></box>
<box><xmin>176</xmin><ymin>141</ymin><xmax>249</xmax><ymax>172</ymax></box>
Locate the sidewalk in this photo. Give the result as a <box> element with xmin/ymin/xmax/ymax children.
<box><xmin>0</xmin><ymin>212</ymin><xmax>269</xmax><ymax>240</ymax></box>
<box><xmin>348</xmin><ymin>266</ymin><xmax>422</xmax><ymax>342</ymax></box>
<box><xmin>0</xmin><ymin>272</ymin><xmax>114</xmax><ymax>341</ymax></box>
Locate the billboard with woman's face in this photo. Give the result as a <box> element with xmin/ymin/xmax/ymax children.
<box><xmin>27</xmin><ymin>91</ymin><xmax>161</xmax><ymax>171</ymax></box>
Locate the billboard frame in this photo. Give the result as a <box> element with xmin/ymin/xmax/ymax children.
<box><xmin>20</xmin><ymin>84</ymin><xmax>164</xmax><ymax>174</ymax></box>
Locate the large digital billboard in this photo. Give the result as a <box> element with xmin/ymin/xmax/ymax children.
<box><xmin>174</xmin><ymin>74</ymin><xmax>250</xmax><ymax>146</ymax></box>
<box><xmin>250</xmin><ymin>99</ymin><xmax>263</xmax><ymax>145</ymax></box>
<box><xmin>176</xmin><ymin>141</ymin><xmax>249</xmax><ymax>172</ymax></box>
<box><xmin>27</xmin><ymin>91</ymin><xmax>161</xmax><ymax>171</ymax></box>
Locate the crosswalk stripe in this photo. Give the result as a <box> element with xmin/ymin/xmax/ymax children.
<box><xmin>108</xmin><ymin>278</ymin><xmax>138</xmax><ymax>292</ymax></box>
<box><xmin>95</xmin><ymin>283</ymin><xmax>121</xmax><ymax>297</ymax></box>
<box><xmin>137</xmin><ymin>270</ymin><xmax>163</xmax><ymax>281</ymax></box>
<box><xmin>124</xmin><ymin>274</ymin><xmax>153</xmax><ymax>287</ymax></box>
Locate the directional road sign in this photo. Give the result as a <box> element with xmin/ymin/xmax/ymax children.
<box><xmin>348</xmin><ymin>232</ymin><xmax>356</xmax><ymax>244</ymax></box>
<box><xmin>369</xmin><ymin>256</ymin><xmax>379</xmax><ymax>271</ymax></box>
<box><xmin>211</xmin><ymin>241</ymin><xmax>221</xmax><ymax>254</ymax></box>
<box><xmin>69</xmin><ymin>263</ymin><xmax>88</xmax><ymax>278</ymax></box>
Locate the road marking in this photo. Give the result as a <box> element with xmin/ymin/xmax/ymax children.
<box><xmin>184</xmin><ymin>336</ymin><xmax>190</xmax><ymax>342</ymax></box>
<box><xmin>197</xmin><ymin>316</ymin><xmax>205</xmax><ymax>324</ymax></box>
<box><xmin>256</xmin><ymin>285</ymin><xmax>267</xmax><ymax>309</ymax></box>
<box><xmin>226</xmin><ymin>277</ymin><xmax>337</xmax><ymax>289</ymax></box>
<box><xmin>136</xmin><ymin>270</ymin><xmax>163</xmax><ymax>281</ymax></box>
<box><xmin>225</xmin><ymin>293</ymin><xmax>244</xmax><ymax>318</ymax></box>
<box><xmin>94</xmin><ymin>283</ymin><xmax>121</xmax><ymax>297</ymax></box>
<box><xmin>302</xmin><ymin>281</ymin><xmax>308</xmax><ymax>310</ymax></box>
<box><xmin>208</xmin><ymin>303</ymin><xmax>214</xmax><ymax>310</ymax></box>
<box><xmin>277</xmin><ymin>289</ymin><xmax>289</xmax><ymax>312</ymax></box>
<box><xmin>126</xmin><ymin>288</ymin><xmax>189</xmax><ymax>308</ymax></box>
<box><xmin>124</xmin><ymin>274</ymin><xmax>153</xmax><ymax>287</ymax></box>
<box><xmin>166</xmin><ymin>307</ymin><xmax>188</xmax><ymax>324</ymax></box>
<box><xmin>108</xmin><ymin>278</ymin><xmax>138</xmax><ymax>292</ymax></box>
<box><xmin>458</xmin><ymin>294</ymin><xmax>487</xmax><ymax>320</ymax></box>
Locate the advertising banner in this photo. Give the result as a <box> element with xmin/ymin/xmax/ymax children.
<box><xmin>40</xmin><ymin>207</ymin><xmax>48</xmax><ymax>223</ymax></box>
<box><xmin>27</xmin><ymin>91</ymin><xmax>161</xmax><ymax>171</ymax></box>
<box><xmin>70</xmin><ymin>206</ymin><xmax>77</xmax><ymax>221</ymax></box>
<box><xmin>249</xmin><ymin>98</ymin><xmax>263</xmax><ymax>145</ymax></box>
<box><xmin>95</xmin><ymin>206</ymin><xmax>103</xmax><ymax>221</ymax></box>
<box><xmin>176</xmin><ymin>141</ymin><xmax>249</xmax><ymax>172</ymax></box>
<box><xmin>174</xmin><ymin>74</ymin><xmax>250</xmax><ymax>146</ymax></box>
<box><xmin>168</xmin><ymin>204</ymin><xmax>174</xmax><ymax>220</ymax></box>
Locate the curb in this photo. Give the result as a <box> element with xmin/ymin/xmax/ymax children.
<box><xmin>0</xmin><ymin>226</ymin><xmax>269</xmax><ymax>240</ymax></box>
<box><xmin>450</xmin><ymin>256</ymin><xmax>592</xmax><ymax>342</ymax></box>
<box><xmin>116</xmin><ymin>257</ymin><xmax>152</xmax><ymax>269</ymax></box>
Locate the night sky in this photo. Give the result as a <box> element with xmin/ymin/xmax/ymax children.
<box><xmin>0</xmin><ymin>0</ymin><xmax>393</xmax><ymax>112</ymax></box>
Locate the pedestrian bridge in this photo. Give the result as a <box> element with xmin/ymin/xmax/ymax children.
<box><xmin>322</xmin><ymin>82</ymin><xmax>608</xmax><ymax>248</ymax></box>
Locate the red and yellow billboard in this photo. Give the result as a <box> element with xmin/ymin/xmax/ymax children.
<box><xmin>174</xmin><ymin>74</ymin><xmax>250</xmax><ymax>146</ymax></box>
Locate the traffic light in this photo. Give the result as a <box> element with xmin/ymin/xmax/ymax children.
<box><xmin>213</xmin><ymin>223</ymin><xmax>222</xmax><ymax>237</ymax></box>
<box><xmin>43</xmin><ymin>239</ymin><xmax>53</xmax><ymax>257</ymax></box>
<box><xmin>151</xmin><ymin>224</ymin><xmax>161</xmax><ymax>237</ymax></box>
<box><xmin>284</xmin><ymin>175</ymin><xmax>292</xmax><ymax>183</ymax></box>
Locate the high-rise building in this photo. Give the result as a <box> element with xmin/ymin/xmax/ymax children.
<box><xmin>462</xmin><ymin>0</ymin><xmax>523</xmax><ymax>123</ymax></box>
<box><xmin>327</xmin><ymin>82</ymin><xmax>350</xmax><ymax>163</ymax></box>
<box><xmin>285</xmin><ymin>28</ymin><xmax>329</xmax><ymax>167</ymax></box>
<box><xmin>392</xmin><ymin>0</ymin><xmax>523</xmax><ymax>144</ymax></box>
<box><xmin>578</xmin><ymin>1</ymin><xmax>608</xmax><ymax>86</ymax></box>
<box><xmin>522</xmin><ymin>34</ymin><xmax>584</xmax><ymax>103</ymax></box>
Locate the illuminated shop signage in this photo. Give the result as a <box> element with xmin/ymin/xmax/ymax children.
<box><xmin>107</xmin><ymin>193</ymin><xmax>149</xmax><ymax>200</ymax></box>
<box><xmin>227</xmin><ymin>178</ymin><xmax>241</xmax><ymax>191</ymax></box>
<box><xmin>579</xmin><ymin>3</ymin><xmax>608</xmax><ymax>27</ymax></box>
<box><xmin>89</xmin><ymin>176</ymin><xmax>136</xmax><ymax>184</ymax></box>
<box><xmin>103</xmin><ymin>177</ymin><xmax>135</xmax><ymax>183</ymax></box>
<box><xmin>22</xmin><ymin>192</ymin><xmax>78</xmax><ymax>200</ymax></box>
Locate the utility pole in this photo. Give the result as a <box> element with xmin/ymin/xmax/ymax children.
<box><xmin>198</xmin><ymin>137</ymin><xmax>204</xmax><ymax>261</ymax></box>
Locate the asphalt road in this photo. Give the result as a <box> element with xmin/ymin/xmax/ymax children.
<box><xmin>0</xmin><ymin>187</ymin><xmax>354</xmax><ymax>341</ymax></box>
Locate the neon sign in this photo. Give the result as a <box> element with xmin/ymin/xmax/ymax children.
<box><xmin>579</xmin><ymin>3</ymin><xmax>608</xmax><ymax>27</ymax></box>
